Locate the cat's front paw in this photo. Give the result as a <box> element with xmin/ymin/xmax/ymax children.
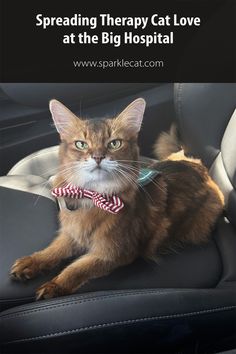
<box><xmin>36</xmin><ymin>279</ymin><xmax>69</xmax><ymax>300</ymax></box>
<box><xmin>10</xmin><ymin>256</ymin><xmax>40</xmax><ymax>281</ymax></box>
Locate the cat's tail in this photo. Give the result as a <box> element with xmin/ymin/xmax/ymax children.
<box><xmin>153</xmin><ymin>123</ymin><xmax>201</xmax><ymax>163</ymax></box>
<box><xmin>153</xmin><ymin>123</ymin><xmax>182</xmax><ymax>160</ymax></box>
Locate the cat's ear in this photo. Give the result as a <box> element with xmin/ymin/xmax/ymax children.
<box><xmin>49</xmin><ymin>99</ymin><xmax>79</xmax><ymax>136</ymax></box>
<box><xmin>115</xmin><ymin>98</ymin><xmax>146</xmax><ymax>136</ymax></box>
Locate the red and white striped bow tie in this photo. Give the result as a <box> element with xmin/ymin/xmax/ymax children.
<box><xmin>52</xmin><ymin>184</ymin><xmax>124</xmax><ymax>215</ymax></box>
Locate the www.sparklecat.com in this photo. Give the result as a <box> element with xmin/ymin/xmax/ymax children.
<box><xmin>73</xmin><ymin>59</ymin><xmax>164</xmax><ymax>69</ymax></box>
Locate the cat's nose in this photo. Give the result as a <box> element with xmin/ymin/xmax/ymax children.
<box><xmin>92</xmin><ymin>155</ymin><xmax>105</xmax><ymax>165</ymax></box>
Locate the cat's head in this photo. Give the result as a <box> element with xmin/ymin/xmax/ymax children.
<box><xmin>50</xmin><ymin>98</ymin><xmax>146</xmax><ymax>194</ymax></box>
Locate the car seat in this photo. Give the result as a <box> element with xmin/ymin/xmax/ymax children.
<box><xmin>0</xmin><ymin>83</ymin><xmax>236</xmax><ymax>354</ymax></box>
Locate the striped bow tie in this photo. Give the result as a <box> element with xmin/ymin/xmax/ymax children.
<box><xmin>52</xmin><ymin>184</ymin><xmax>124</xmax><ymax>215</ymax></box>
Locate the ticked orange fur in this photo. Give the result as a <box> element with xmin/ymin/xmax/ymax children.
<box><xmin>11</xmin><ymin>99</ymin><xmax>224</xmax><ymax>299</ymax></box>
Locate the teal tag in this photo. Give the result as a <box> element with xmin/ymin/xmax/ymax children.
<box><xmin>138</xmin><ymin>168</ymin><xmax>160</xmax><ymax>187</ymax></box>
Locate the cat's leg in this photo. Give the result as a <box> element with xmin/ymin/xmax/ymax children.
<box><xmin>143</xmin><ymin>219</ymin><xmax>170</xmax><ymax>261</ymax></box>
<box><xmin>36</xmin><ymin>253</ymin><xmax>122</xmax><ymax>300</ymax></box>
<box><xmin>10</xmin><ymin>234</ymin><xmax>75</xmax><ymax>281</ymax></box>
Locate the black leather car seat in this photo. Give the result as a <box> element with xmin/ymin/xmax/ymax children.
<box><xmin>0</xmin><ymin>83</ymin><xmax>236</xmax><ymax>354</ymax></box>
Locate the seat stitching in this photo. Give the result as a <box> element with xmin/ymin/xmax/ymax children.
<box><xmin>0</xmin><ymin>289</ymin><xmax>196</xmax><ymax>320</ymax></box>
<box><xmin>0</xmin><ymin>289</ymin><xmax>163</xmax><ymax>312</ymax></box>
<box><xmin>3</xmin><ymin>305</ymin><xmax>236</xmax><ymax>344</ymax></box>
<box><xmin>2</xmin><ymin>287</ymin><xmax>198</xmax><ymax>312</ymax></box>
<box><xmin>0</xmin><ymin>290</ymin><xmax>180</xmax><ymax>319</ymax></box>
<box><xmin>0</xmin><ymin>288</ymin><xmax>185</xmax><ymax>316</ymax></box>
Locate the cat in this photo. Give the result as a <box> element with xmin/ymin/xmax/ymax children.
<box><xmin>10</xmin><ymin>98</ymin><xmax>224</xmax><ymax>300</ymax></box>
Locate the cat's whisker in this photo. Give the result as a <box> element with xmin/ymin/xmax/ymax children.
<box><xmin>112</xmin><ymin>169</ymin><xmax>137</xmax><ymax>190</ymax></box>
<box><xmin>58</xmin><ymin>168</ymin><xmax>78</xmax><ymax>180</ymax></box>
<box><xmin>116</xmin><ymin>163</ymin><xmax>166</xmax><ymax>196</ymax></box>
<box><xmin>147</xmin><ymin>178</ymin><xmax>166</xmax><ymax>193</ymax></box>
<box><xmin>40</xmin><ymin>161</ymin><xmax>78</xmax><ymax>178</ymax></box>
<box><xmin>109</xmin><ymin>170</ymin><xmax>124</xmax><ymax>193</ymax></box>
<box><xmin>35</xmin><ymin>173</ymin><xmax>76</xmax><ymax>205</ymax></box>
<box><xmin>117</xmin><ymin>163</ymin><xmax>166</xmax><ymax>193</ymax></box>
<box><xmin>117</xmin><ymin>164</ymin><xmax>140</xmax><ymax>173</ymax></box>
<box><xmin>33</xmin><ymin>179</ymin><xmax>52</xmax><ymax>206</ymax></box>
<box><xmin>114</xmin><ymin>167</ymin><xmax>154</xmax><ymax>203</ymax></box>
<box><xmin>116</xmin><ymin>159</ymin><xmax>155</xmax><ymax>165</ymax></box>
<box><xmin>116</xmin><ymin>171</ymin><xmax>154</xmax><ymax>204</ymax></box>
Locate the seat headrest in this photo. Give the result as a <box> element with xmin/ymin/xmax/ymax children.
<box><xmin>174</xmin><ymin>83</ymin><xmax>236</xmax><ymax>167</ymax></box>
<box><xmin>174</xmin><ymin>83</ymin><xmax>236</xmax><ymax>227</ymax></box>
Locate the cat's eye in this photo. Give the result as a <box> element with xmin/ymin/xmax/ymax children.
<box><xmin>108</xmin><ymin>139</ymin><xmax>122</xmax><ymax>150</ymax></box>
<box><xmin>75</xmin><ymin>141</ymin><xmax>89</xmax><ymax>150</ymax></box>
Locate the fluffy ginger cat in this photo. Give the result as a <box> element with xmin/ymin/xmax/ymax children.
<box><xmin>10</xmin><ymin>98</ymin><xmax>224</xmax><ymax>300</ymax></box>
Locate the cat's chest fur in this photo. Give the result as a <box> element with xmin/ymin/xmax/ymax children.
<box><xmin>67</xmin><ymin>198</ymin><xmax>94</xmax><ymax>210</ymax></box>
<box><xmin>59</xmin><ymin>205</ymin><xmax>107</xmax><ymax>250</ymax></box>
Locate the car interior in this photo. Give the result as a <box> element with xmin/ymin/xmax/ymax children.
<box><xmin>0</xmin><ymin>83</ymin><xmax>236</xmax><ymax>354</ymax></box>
